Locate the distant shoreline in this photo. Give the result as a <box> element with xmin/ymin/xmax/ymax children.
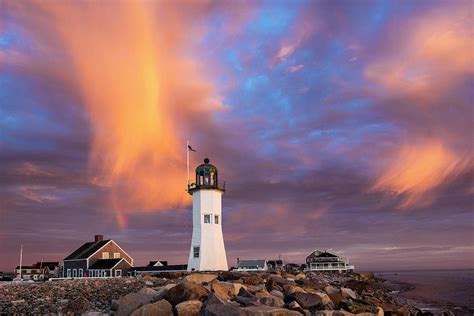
<box><xmin>376</xmin><ymin>270</ymin><xmax>474</xmax><ymax>316</ymax></box>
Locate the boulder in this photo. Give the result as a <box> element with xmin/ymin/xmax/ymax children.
<box><xmin>324</xmin><ymin>286</ymin><xmax>340</xmax><ymax>296</ymax></box>
<box><xmin>285</xmin><ymin>285</ymin><xmax>307</xmax><ymax>296</ymax></box>
<box><xmin>242</xmin><ymin>276</ymin><xmax>263</xmax><ymax>286</ymax></box>
<box><xmin>115</xmin><ymin>288</ymin><xmax>159</xmax><ymax>316</ymax></box>
<box><xmin>233</xmin><ymin>295</ymin><xmax>260</xmax><ymax>307</ymax></box>
<box><xmin>269</xmin><ymin>275</ymin><xmax>289</xmax><ymax>287</ymax></box>
<box><xmin>212</xmin><ymin>282</ymin><xmax>232</xmax><ymax>300</ymax></box>
<box><xmin>314</xmin><ymin>292</ymin><xmax>334</xmax><ymax>308</ymax></box>
<box><xmin>185</xmin><ymin>273</ymin><xmax>218</xmax><ymax>284</ymax></box>
<box><xmin>175</xmin><ymin>300</ymin><xmax>203</xmax><ymax>316</ymax></box>
<box><xmin>259</xmin><ymin>296</ymin><xmax>285</xmax><ymax>308</ymax></box>
<box><xmin>357</xmin><ymin>272</ymin><xmax>375</xmax><ymax>281</ymax></box>
<box><xmin>130</xmin><ymin>299</ymin><xmax>173</xmax><ymax>316</ymax></box>
<box><xmin>164</xmin><ymin>281</ymin><xmax>208</xmax><ymax>306</ymax></box>
<box><xmin>202</xmin><ymin>292</ymin><xmax>246</xmax><ymax>316</ymax></box>
<box><xmin>339</xmin><ymin>301</ymin><xmax>377</xmax><ymax>314</ymax></box>
<box><xmin>270</xmin><ymin>290</ymin><xmax>284</xmax><ymax>300</ymax></box>
<box><xmin>255</xmin><ymin>288</ymin><xmax>272</xmax><ymax>299</ymax></box>
<box><xmin>314</xmin><ymin>311</ymin><xmax>355</xmax><ymax>316</ymax></box>
<box><xmin>295</xmin><ymin>273</ymin><xmax>306</xmax><ymax>281</ymax></box>
<box><xmin>218</xmin><ymin>271</ymin><xmax>244</xmax><ymax>282</ymax></box>
<box><xmin>285</xmin><ymin>292</ymin><xmax>323</xmax><ymax>310</ymax></box>
<box><xmin>242</xmin><ymin>306</ymin><xmax>303</xmax><ymax>315</ymax></box>
<box><xmin>340</xmin><ymin>288</ymin><xmax>357</xmax><ymax>300</ymax></box>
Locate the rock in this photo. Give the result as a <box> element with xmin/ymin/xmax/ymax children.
<box><xmin>357</xmin><ymin>272</ymin><xmax>375</xmax><ymax>281</ymax></box>
<box><xmin>202</xmin><ymin>292</ymin><xmax>245</xmax><ymax>316</ymax></box>
<box><xmin>185</xmin><ymin>273</ymin><xmax>218</xmax><ymax>284</ymax></box>
<box><xmin>255</xmin><ymin>288</ymin><xmax>271</xmax><ymax>298</ymax></box>
<box><xmin>288</xmin><ymin>300</ymin><xmax>302</xmax><ymax>310</ymax></box>
<box><xmin>314</xmin><ymin>311</ymin><xmax>356</xmax><ymax>316</ymax></box>
<box><xmin>212</xmin><ymin>282</ymin><xmax>245</xmax><ymax>300</ymax></box>
<box><xmin>285</xmin><ymin>285</ymin><xmax>307</xmax><ymax>295</ymax></box>
<box><xmin>314</xmin><ymin>292</ymin><xmax>334</xmax><ymax>308</ymax></box>
<box><xmin>64</xmin><ymin>297</ymin><xmax>92</xmax><ymax>313</ymax></box>
<box><xmin>175</xmin><ymin>300</ymin><xmax>203</xmax><ymax>316</ymax></box>
<box><xmin>339</xmin><ymin>301</ymin><xmax>377</xmax><ymax>314</ymax></box>
<box><xmin>115</xmin><ymin>288</ymin><xmax>159</xmax><ymax>316</ymax></box>
<box><xmin>164</xmin><ymin>281</ymin><xmax>208</xmax><ymax>306</ymax></box>
<box><xmin>269</xmin><ymin>275</ymin><xmax>289</xmax><ymax>287</ymax></box>
<box><xmin>259</xmin><ymin>296</ymin><xmax>285</xmax><ymax>308</ymax></box>
<box><xmin>324</xmin><ymin>286</ymin><xmax>340</xmax><ymax>295</ymax></box>
<box><xmin>242</xmin><ymin>305</ymin><xmax>302</xmax><ymax>315</ymax></box>
<box><xmin>145</xmin><ymin>281</ymin><xmax>154</xmax><ymax>286</ymax></box>
<box><xmin>11</xmin><ymin>299</ymin><xmax>25</xmax><ymax>305</ymax></box>
<box><xmin>340</xmin><ymin>288</ymin><xmax>357</xmax><ymax>300</ymax></box>
<box><xmin>242</xmin><ymin>276</ymin><xmax>263</xmax><ymax>286</ymax></box>
<box><xmin>270</xmin><ymin>290</ymin><xmax>284</xmax><ymax>299</ymax></box>
<box><xmin>285</xmin><ymin>292</ymin><xmax>323</xmax><ymax>310</ymax></box>
<box><xmin>131</xmin><ymin>299</ymin><xmax>173</xmax><ymax>316</ymax></box>
<box><xmin>295</xmin><ymin>273</ymin><xmax>306</xmax><ymax>281</ymax></box>
<box><xmin>233</xmin><ymin>295</ymin><xmax>260</xmax><ymax>307</ymax></box>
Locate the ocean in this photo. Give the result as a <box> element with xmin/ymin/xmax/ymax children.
<box><xmin>376</xmin><ymin>270</ymin><xmax>474</xmax><ymax>312</ymax></box>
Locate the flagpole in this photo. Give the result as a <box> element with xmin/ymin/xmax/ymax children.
<box><xmin>187</xmin><ymin>140</ymin><xmax>190</xmax><ymax>187</ymax></box>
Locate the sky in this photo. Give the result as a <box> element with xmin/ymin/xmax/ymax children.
<box><xmin>0</xmin><ymin>0</ymin><xmax>473</xmax><ymax>272</ymax></box>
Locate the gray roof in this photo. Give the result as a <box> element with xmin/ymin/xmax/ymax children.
<box><xmin>64</xmin><ymin>240</ymin><xmax>110</xmax><ymax>260</ymax></box>
<box><xmin>237</xmin><ymin>260</ymin><xmax>266</xmax><ymax>267</ymax></box>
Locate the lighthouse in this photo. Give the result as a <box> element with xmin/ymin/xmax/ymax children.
<box><xmin>187</xmin><ymin>158</ymin><xmax>228</xmax><ymax>271</ymax></box>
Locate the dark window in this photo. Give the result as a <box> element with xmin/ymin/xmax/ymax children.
<box><xmin>214</xmin><ymin>215</ymin><xmax>219</xmax><ymax>224</ymax></box>
<box><xmin>204</xmin><ymin>214</ymin><xmax>211</xmax><ymax>223</ymax></box>
<box><xmin>193</xmin><ymin>246</ymin><xmax>200</xmax><ymax>258</ymax></box>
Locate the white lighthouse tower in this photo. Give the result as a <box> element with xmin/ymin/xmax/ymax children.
<box><xmin>187</xmin><ymin>158</ymin><xmax>228</xmax><ymax>271</ymax></box>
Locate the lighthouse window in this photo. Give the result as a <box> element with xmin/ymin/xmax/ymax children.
<box><xmin>204</xmin><ymin>214</ymin><xmax>211</xmax><ymax>223</ymax></box>
<box><xmin>193</xmin><ymin>246</ymin><xmax>200</xmax><ymax>258</ymax></box>
<box><xmin>210</xmin><ymin>171</ymin><xmax>215</xmax><ymax>185</ymax></box>
<box><xmin>214</xmin><ymin>215</ymin><xmax>219</xmax><ymax>224</ymax></box>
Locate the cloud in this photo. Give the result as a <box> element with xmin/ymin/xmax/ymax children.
<box><xmin>371</xmin><ymin>141</ymin><xmax>470</xmax><ymax>209</ymax></box>
<box><xmin>2</xmin><ymin>1</ymin><xmax>228</xmax><ymax>221</ymax></box>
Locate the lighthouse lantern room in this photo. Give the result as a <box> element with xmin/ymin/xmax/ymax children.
<box><xmin>187</xmin><ymin>158</ymin><xmax>228</xmax><ymax>271</ymax></box>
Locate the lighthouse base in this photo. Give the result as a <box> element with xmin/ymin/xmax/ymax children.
<box><xmin>187</xmin><ymin>190</ymin><xmax>228</xmax><ymax>271</ymax></box>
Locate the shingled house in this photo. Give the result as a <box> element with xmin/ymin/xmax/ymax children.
<box><xmin>63</xmin><ymin>235</ymin><xmax>133</xmax><ymax>278</ymax></box>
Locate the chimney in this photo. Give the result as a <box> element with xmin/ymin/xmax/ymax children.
<box><xmin>94</xmin><ymin>235</ymin><xmax>104</xmax><ymax>242</ymax></box>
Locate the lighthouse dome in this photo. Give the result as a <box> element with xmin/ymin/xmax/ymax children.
<box><xmin>189</xmin><ymin>158</ymin><xmax>225</xmax><ymax>193</ymax></box>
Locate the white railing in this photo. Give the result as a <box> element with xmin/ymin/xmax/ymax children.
<box><xmin>308</xmin><ymin>265</ymin><xmax>355</xmax><ymax>271</ymax></box>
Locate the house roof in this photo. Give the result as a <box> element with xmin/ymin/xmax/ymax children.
<box><xmin>64</xmin><ymin>240</ymin><xmax>110</xmax><ymax>260</ymax></box>
<box><xmin>89</xmin><ymin>258</ymin><xmax>124</xmax><ymax>270</ymax></box>
<box><xmin>237</xmin><ymin>260</ymin><xmax>266</xmax><ymax>267</ymax></box>
<box><xmin>130</xmin><ymin>264</ymin><xmax>187</xmax><ymax>272</ymax></box>
<box><xmin>34</xmin><ymin>262</ymin><xmax>59</xmax><ymax>269</ymax></box>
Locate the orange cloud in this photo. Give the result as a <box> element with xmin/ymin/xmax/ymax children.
<box><xmin>4</xmin><ymin>1</ymin><xmax>225</xmax><ymax>220</ymax></box>
<box><xmin>365</xmin><ymin>5</ymin><xmax>473</xmax><ymax>101</ymax></box>
<box><xmin>371</xmin><ymin>141</ymin><xmax>468</xmax><ymax>209</ymax></box>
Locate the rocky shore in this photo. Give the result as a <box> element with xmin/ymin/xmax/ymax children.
<box><xmin>0</xmin><ymin>271</ymin><xmax>456</xmax><ymax>315</ymax></box>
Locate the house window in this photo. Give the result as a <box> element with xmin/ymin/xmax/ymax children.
<box><xmin>204</xmin><ymin>214</ymin><xmax>211</xmax><ymax>223</ymax></box>
<box><xmin>214</xmin><ymin>215</ymin><xmax>219</xmax><ymax>224</ymax></box>
<box><xmin>193</xmin><ymin>246</ymin><xmax>200</xmax><ymax>258</ymax></box>
<box><xmin>72</xmin><ymin>269</ymin><xmax>77</xmax><ymax>278</ymax></box>
<box><xmin>102</xmin><ymin>252</ymin><xmax>109</xmax><ymax>259</ymax></box>
<box><xmin>115</xmin><ymin>270</ymin><xmax>122</xmax><ymax>277</ymax></box>
<box><xmin>78</xmin><ymin>269</ymin><xmax>83</xmax><ymax>277</ymax></box>
<box><xmin>67</xmin><ymin>269</ymin><xmax>71</xmax><ymax>278</ymax></box>
<box><xmin>114</xmin><ymin>252</ymin><xmax>121</xmax><ymax>259</ymax></box>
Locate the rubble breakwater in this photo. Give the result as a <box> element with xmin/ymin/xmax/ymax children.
<box><xmin>0</xmin><ymin>271</ymin><xmax>458</xmax><ymax>315</ymax></box>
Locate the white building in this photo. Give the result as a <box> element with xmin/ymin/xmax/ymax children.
<box><xmin>235</xmin><ymin>259</ymin><xmax>267</xmax><ymax>271</ymax></box>
<box><xmin>187</xmin><ymin>158</ymin><xmax>228</xmax><ymax>271</ymax></box>
<box><xmin>305</xmin><ymin>249</ymin><xmax>355</xmax><ymax>272</ymax></box>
